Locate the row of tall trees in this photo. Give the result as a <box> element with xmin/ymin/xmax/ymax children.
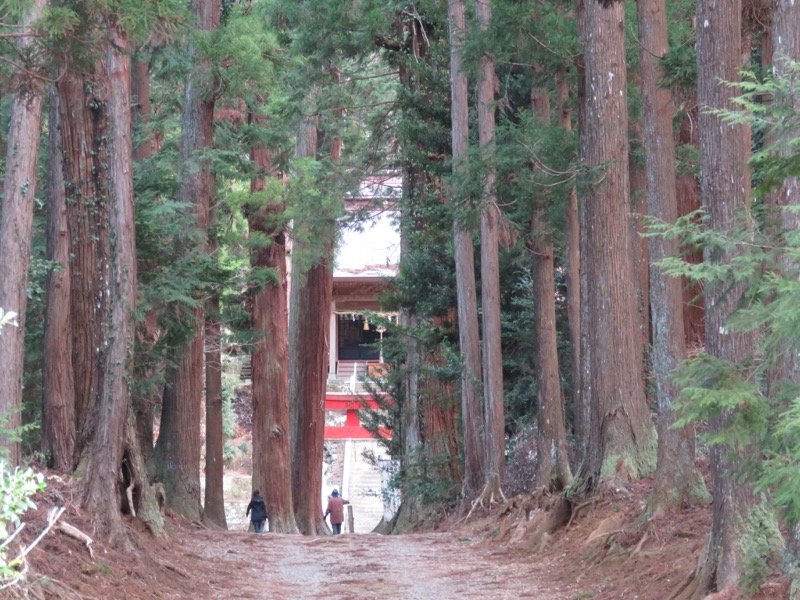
<box><xmin>0</xmin><ymin>0</ymin><xmax>799</xmax><ymax>595</ymax></box>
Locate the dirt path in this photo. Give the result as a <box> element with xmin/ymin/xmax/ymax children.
<box><xmin>176</xmin><ymin>530</ymin><xmax>578</xmax><ymax>599</ymax></box>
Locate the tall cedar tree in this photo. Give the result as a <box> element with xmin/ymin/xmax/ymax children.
<box><xmin>556</xmin><ymin>68</ymin><xmax>581</xmax><ymax>463</ymax></box>
<box><xmin>149</xmin><ymin>0</ymin><xmax>221</xmax><ymax>521</ymax></box>
<box><xmin>204</xmin><ymin>218</ymin><xmax>226</xmax><ymax>527</ymax></box>
<box><xmin>290</xmin><ymin>112</ymin><xmax>334</xmax><ymax>535</ymax></box>
<box><xmin>395</xmin><ymin>13</ymin><xmax>426</xmax><ymax>522</ymax></box>
<box><xmin>530</xmin><ymin>88</ymin><xmax>572</xmax><ymax>491</ymax></box>
<box><xmin>693</xmin><ymin>0</ymin><xmax>763</xmax><ymax>593</ymax></box>
<box><xmin>0</xmin><ymin>0</ymin><xmax>48</xmax><ymax>465</ymax></box>
<box><xmin>42</xmin><ymin>87</ymin><xmax>76</xmax><ymax>471</ymax></box>
<box><xmin>475</xmin><ymin>0</ymin><xmax>506</xmax><ymax>500</ymax></box>
<box><xmin>637</xmin><ymin>0</ymin><xmax>706</xmax><ymax>514</ymax></box>
<box><xmin>577</xmin><ymin>0</ymin><xmax>655</xmax><ymax>489</ymax></box>
<box><xmin>57</xmin><ymin>51</ymin><xmax>110</xmax><ymax>466</ymax></box>
<box><xmin>78</xmin><ymin>23</ymin><xmax>164</xmax><ymax>542</ymax></box>
<box><xmin>248</xmin><ymin>111</ymin><xmax>299</xmax><ymax>534</ymax></box>
<box><xmin>131</xmin><ymin>54</ymin><xmax>160</xmax><ymax>461</ymax></box>
<box><xmin>448</xmin><ymin>0</ymin><xmax>485</xmax><ymax>500</ymax></box>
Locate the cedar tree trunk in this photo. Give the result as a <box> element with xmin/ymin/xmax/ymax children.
<box><xmin>638</xmin><ymin>0</ymin><xmax>707</xmax><ymax>515</ymax></box>
<box><xmin>476</xmin><ymin>0</ymin><xmax>506</xmax><ymax>496</ymax></box>
<box><xmin>149</xmin><ymin>0</ymin><xmax>220</xmax><ymax>521</ymax></box>
<box><xmin>556</xmin><ymin>69</ymin><xmax>581</xmax><ymax>459</ymax></box>
<box><xmin>578</xmin><ymin>0</ymin><xmax>656</xmax><ymax>490</ymax></box>
<box><xmin>448</xmin><ymin>0</ymin><xmax>485</xmax><ymax>499</ymax></box>
<box><xmin>290</xmin><ymin>114</ymin><xmax>332</xmax><ymax>535</ymax></box>
<box><xmin>249</xmin><ymin>119</ymin><xmax>298</xmax><ymax>534</ymax></box>
<box><xmin>42</xmin><ymin>87</ymin><xmax>76</xmax><ymax>471</ymax></box>
<box><xmin>530</xmin><ymin>88</ymin><xmax>572</xmax><ymax>491</ymax></box>
<box><xmin>0</xmin><ymin>0</ymin><xmax>47</xmax><ymax>465</ymax></box>
<box><xmin>58</xmin><ymin>64</ymin><xmax>110</xmax><ymax>462</ymax></box>
<box><xmin>80</xmin><ymin>28</ymin><xmax>163</xmax><ymax>543</ymax></box>
<box><xmin>694</xmin><ymin>0</ymin><xmax>764</xmax><ymax>593</ymax></box>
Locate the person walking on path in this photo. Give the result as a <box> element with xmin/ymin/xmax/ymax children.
<box><xmin>324</xmin><ymin>489</ymin><xmax>350</xmax><ymax>535</ymax></box>
<box><xmin>246</xmin><ymin>490</ymin><xmax>268</xmax><ymax>533</ymax></box>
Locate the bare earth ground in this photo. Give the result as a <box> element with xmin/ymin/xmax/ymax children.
<box><xmin>11</xmin><ymin>472</ymin><xmax>789</xmax><ymax>600</ymax></box>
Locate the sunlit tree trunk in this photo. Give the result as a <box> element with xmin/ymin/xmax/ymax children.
<box><xmin>249</xmin><ymin>114</ymin><xmax>298</xmax><ymax>534</ymax></box>
<box><xmin>447</xmin><ymin>0</ymin><xmax>484</xmax><ymax>499</ymax></box>
<box><xmin>150</xmin><ymin>0</ymin><xmax>220</xmax><ymax>521</ymax></box>
<box><xmin>0</xmin><ymin>0</ymin><xmax>48</xmax><ymax>465</ymax></box>
<box><xmin>638</xmin><ymin>0</ymin><xmax>706</xmax><ymax>516</ymax></box>
<box><xmin>577</xmin><ymin>0</ymin><xmax>655</xmax><ymax>490</ymax></box>
<box><xmin>42</xmin><ymin>87</ymin><xmax>76</xmax><ymax>472</ymax></box>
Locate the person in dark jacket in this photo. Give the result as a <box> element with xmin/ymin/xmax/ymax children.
<box><xmin>246</xmin><ymin>490</ymin><xmax>268</xmax><ymax>533</ymax></box>
<box><xmin>324</xmin><ymin>489</ymin><xmax>350</xmax><ymax>535</ymax></box>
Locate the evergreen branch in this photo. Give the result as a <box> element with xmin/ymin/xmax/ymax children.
<box><xmin>525</xmin><ymin>32</ymin><xmax>577</xmax><ymax>60</ymax></box>
<box><xmin>314</xmin><ymin>99</ymin><xmax>397</xmax><ymax>115</ymax></box>
<box><xmin>0</xmin><ymin>55</ymin><xmax>62</xmax><ymax>83</ymax></box>
<box><xmin>342</xmin><ymin>71</ymin><xmax>399</xmax><ymax>82</ymax></box>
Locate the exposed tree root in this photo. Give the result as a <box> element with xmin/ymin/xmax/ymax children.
<box><xmin>465</xmin><ymin>481</ymin><xmax>508</xmax><ymax>521</ymax></box>
<box><xmin>57</xmin><ymin>520</ymin><xmax>94</xmax><ymax>559</ymax></box>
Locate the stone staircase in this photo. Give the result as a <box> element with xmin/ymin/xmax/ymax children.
<box><xmin>342</xmin><ymin>439</ymin><xmax>389</xmax><ymax>533</ymax></box>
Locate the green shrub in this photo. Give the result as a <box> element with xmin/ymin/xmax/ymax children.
<box><xmin>0</xmin><ymin>462</ymin><xmax>45</xmax><ymax>588</ymax></box>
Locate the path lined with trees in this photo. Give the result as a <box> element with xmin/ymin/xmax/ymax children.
<box><xmin>1</xmin><ymin>0</ymin><xmax>799</xmax><ymax>597</ymax></box>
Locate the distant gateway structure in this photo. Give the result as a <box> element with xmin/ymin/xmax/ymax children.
<box><xmin>328</xmin><ymin>174</ymin><xmax>400</xmax><ymax>390</ymax></box>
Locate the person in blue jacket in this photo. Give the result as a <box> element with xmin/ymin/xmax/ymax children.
<box><xmin>246</xmin><ymin>490</ymin><xmax>268</xmax><ymax>533</ymax></box>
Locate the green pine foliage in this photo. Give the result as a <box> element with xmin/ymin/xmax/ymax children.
<box><xmin>653</xmin><ymin>66</ymin><xmax>800</xmax><ymax>549</ymax></box>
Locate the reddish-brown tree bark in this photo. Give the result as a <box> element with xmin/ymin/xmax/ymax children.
<box><xmin>290</xmin><ymin>113</ymin><xmax>333</xmax><ymax>535</ymax></box>
<box><xmin>249</xmin><ymin>116</ymin><xmax>298</xmax><ymax>534</ymax></box>
<box><xmin>447</xmin><ymin>0</ymin><xmax>484</xmax><ymax>499</ymax></box>
<box><xmin>42</xmin><ymin>88</ymin><xmax>76</xmax><ymax>472</ymax></box>
<box><xmin>475</xmin><ymin>0</ymin><xmax>505</xmax><ymax>498</ymax></box>
<box><xmin>204</xmin><ymin>257</ymin><xmax>226</xmax><ymax>528</ymax></box>
<box><xmin>577</xmin><ymin>0</ymin><xmax>656</xmax><ymax>489</ymax></box>
<box><xmin>0</xmin><ymin>0</ymin><xmax>48</xmax><ymax>465</ymax></box>
<box><xmin>555</xmin><ymin>69</ymin><xmax>581</xmax><ymax>460</ymax></box>
<box><xmin>79</xmin><ymin>24</ymin><xmax>163</xmax><ymax>542</ymax></box>
<box><xmin>530</xmin><ymin>88</ymin><xmax>572</xmax><ymax>491</ymax></box>
<box><xmin>58</xmin><ymin>63</ymin><xmax>111</xmax><ymax>462</ymax></box>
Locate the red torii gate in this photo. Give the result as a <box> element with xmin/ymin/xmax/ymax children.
<box><xmin>324</xmin><ymin>393</ymin><xmax>391</xmax><ymax>440</ymax></box>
